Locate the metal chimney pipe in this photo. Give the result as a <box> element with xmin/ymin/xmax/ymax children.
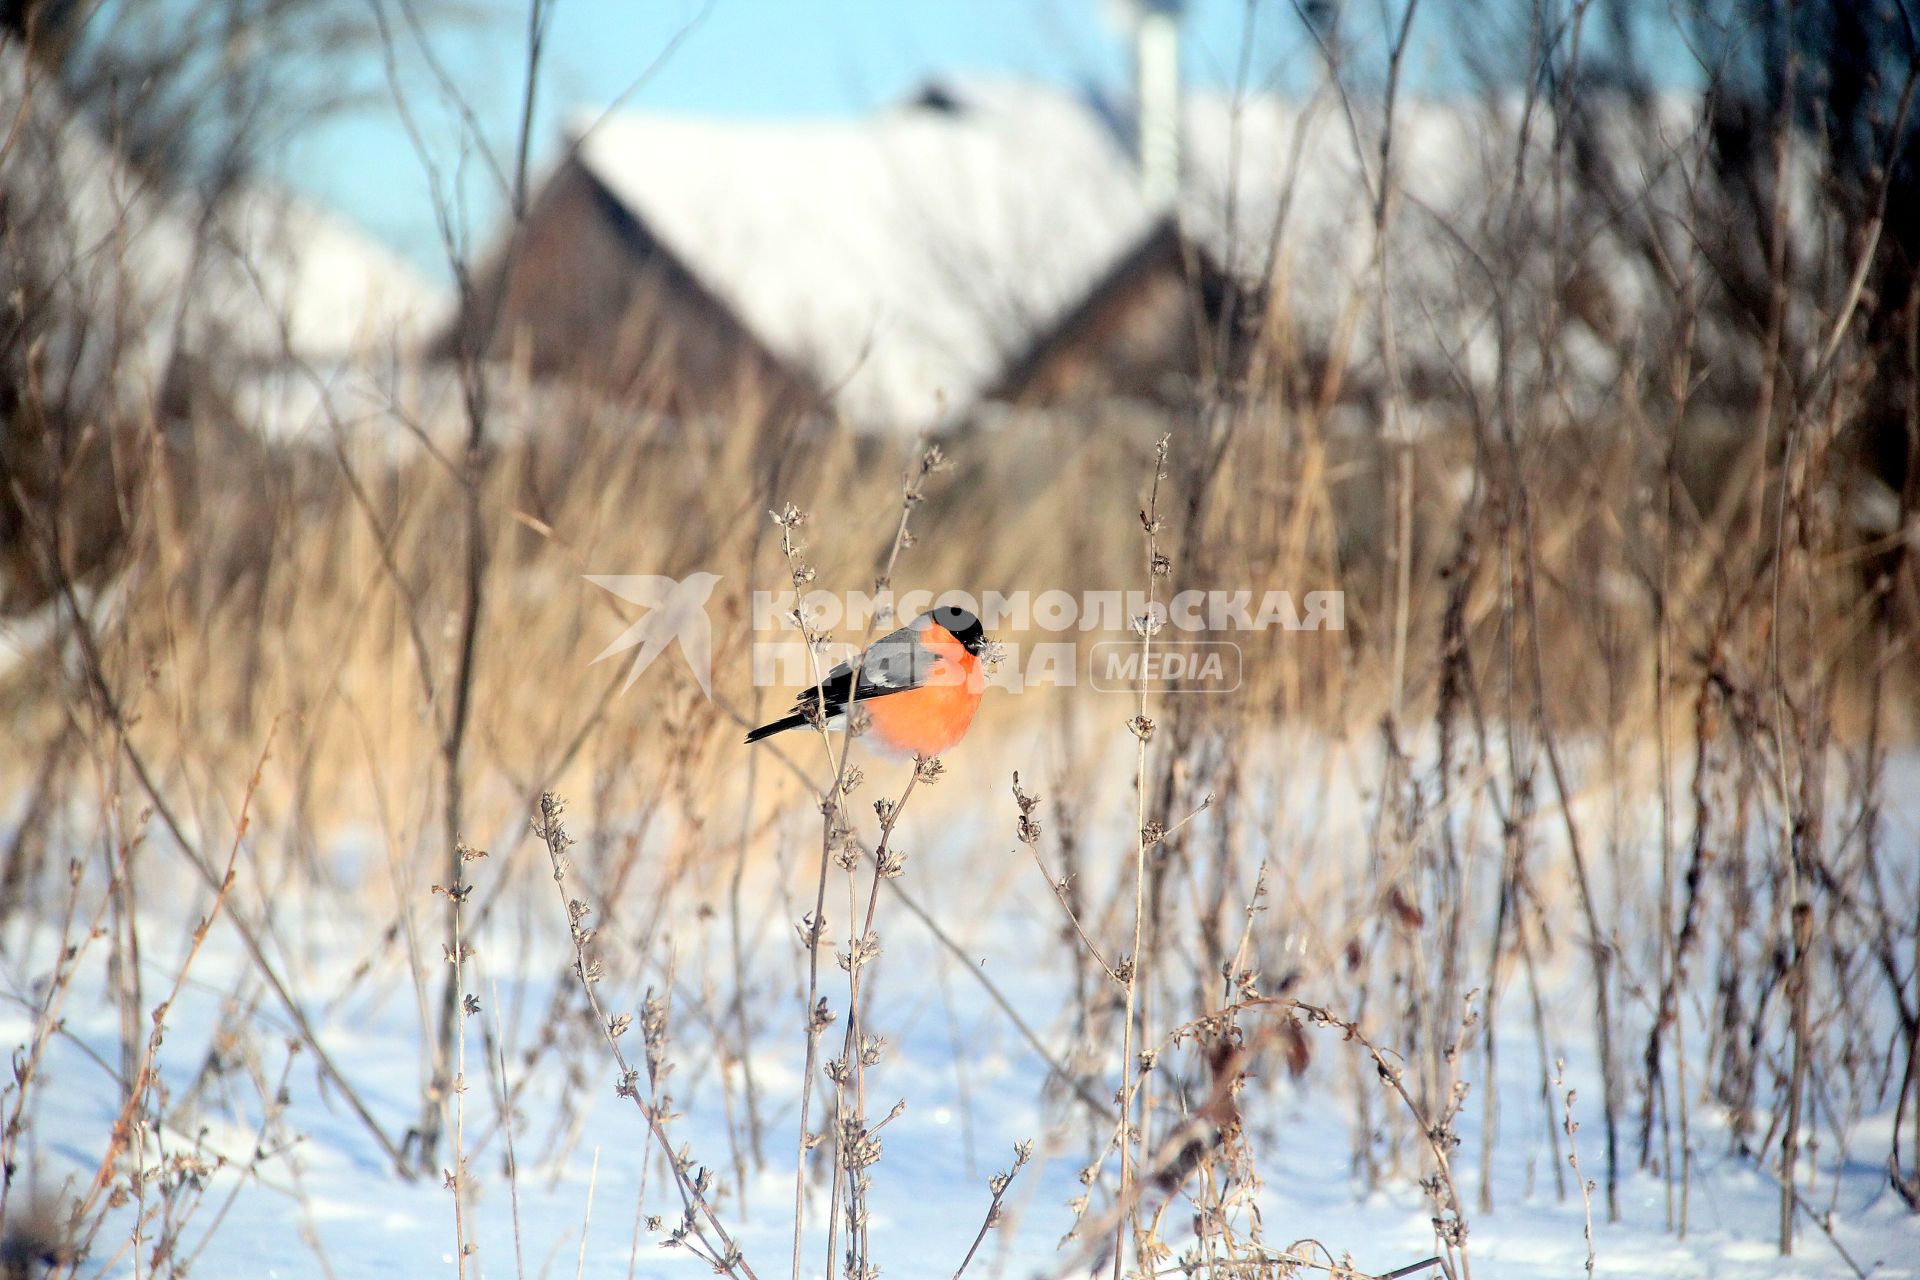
<box><xmin>1136</xmin><ymin>0</ymin><xmax>1182</xmax><ymax>209</ymax></box>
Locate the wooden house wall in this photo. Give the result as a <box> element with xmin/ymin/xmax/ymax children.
<box><xmin>991</xmin><ymin>222</ymin><xmax>1257</xmax><ymax>412</ymax></box>
<box><xmin>445</xmin><ymin>158</ymin><xmax>818</xmax><ymax>421</ymax></box>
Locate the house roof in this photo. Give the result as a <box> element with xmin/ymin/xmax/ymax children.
<box><xmin>563</xmin><ymin>78</ymin><xmax>1739</xmax><ymax>428</ymax></box>
<box><xmin>2</xmin><ymin>42</ymin><xmax>447</xmax><ymax>412</ymax></box>
<box><xmin>3</xmin><ymin>45</ymin><xmax>188</xmax><ymax>409</ymax></box>
<box><xmin>570</xmin><ymin>80</ymin><xmax>1157</xmax><ymax>430</ymax></box>
<box><xmin>210</xmin><ymin>184</ymin><xmax>450</xmax><ymax>366</ymax></box>
<box><xmin>1176</xmin><ymin>90</ymin><xmax>1741</xmax><ymax>406</ymax></box>
<box><xmin>566</xmin><ymin>81</ymin><xmax>1542</xmax><ymax>427</ymax></box>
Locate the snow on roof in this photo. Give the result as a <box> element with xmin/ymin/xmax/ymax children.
<box><xmin>2</xmin><ymin>43</ymin><xmax>447</xmax><ymax>423</ymax></box>
<box><xmin>1177</xmin><ymin>93</ymin><xmax>1540</xmax><ymax>394</ymax></box>
<box><xmin>571</xmin><ymin>80</ymin><xmax>1156</xmax><ymax>430</ymax></box>
<box><xmin>1167</xmin><ymin>87</ymin><xmax>1812</xmax><ymax>408</ymax></box>
<box><xmin>1182</xmin><ymin>94</ymin><xmax>1484</xmax><ymax>287</ymax></box>
<box><xmin>209</xmin><ymin>185</ymin><xmax>451</xmax><ymax>366</ymax></box>
<box><xmin>1</xmin><ymin>45</ymin><xmax>195</xmax><ymax>408</ymax></box>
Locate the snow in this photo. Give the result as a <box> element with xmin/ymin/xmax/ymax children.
<box><xmin>4</xmin><ymin>735</ymin><xmax>1915</xmax><ymax>1278</ymax></box>
<box><xmin>6</xmin><ymin>51</ymin><xmax>1913</xmax><ymax>1277</ymax></box>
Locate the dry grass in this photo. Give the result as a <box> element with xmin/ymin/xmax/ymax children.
<box><xmin>5</xmin><ymin>3</ymin><xmax>1920</xmax><ymax>1275</ymax></box>
<box><xmin>3</xmin><ymin>321</ymin><xmax>1916</xmax><ymax>1274</ymax></box>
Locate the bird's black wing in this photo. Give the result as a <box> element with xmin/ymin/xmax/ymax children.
<box><xmin>794</xmin><ymin>622</ymin><xmax>935</xmax><ymax>713</ymax></box>
<box><xmin>744</xmin><ymin>622</ymin><xmax>935</xmax><ymax>743</ymax></box>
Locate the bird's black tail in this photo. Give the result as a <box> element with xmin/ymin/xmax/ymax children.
<box><xmin>744</xmin><ymin>712</ymin><xmax>808</xmax><ymax>744</ymax></box>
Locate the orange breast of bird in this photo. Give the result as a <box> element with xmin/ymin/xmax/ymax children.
<box><xmin>864</xmin><ymin>623</ymin><xmax>985</xmax><ymax>758</ymax></box>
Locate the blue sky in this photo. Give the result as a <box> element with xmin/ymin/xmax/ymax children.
<box><xmin>278</xmin><ymin>0</ymin><xmax>1329</xmax><ymax>276</ymax></box>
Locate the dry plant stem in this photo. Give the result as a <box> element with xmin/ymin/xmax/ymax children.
<box><xmin>438</xmin><ymin>841</ymin><xmax>483</xmax><ymax>1280</ymax></box>
<box><xmin>1294</xmin><ymin>0</ymin><xmax>1421</xmax><ymax>720</ymax></box>
<box><xmin>1746</xmin><ymin>24</ymin><xmax>1805</xmax><ymax>1255</ymax></box>
<box><xmin>1116</xmin><ymin>433</ymin><xmax>1171</xmax><ymax>1275</ymax></box>
<box><xmin>1768</xmin><ymin>52</ymin><xmax>1915</xmax><ymax>1259</ymax></box>
<box><xmin>1781</xmin><ymin>898</ymin><xmax>1815</xmax><ymax>1255</ymax></box>
<box><xmin>784</xmin><ymin>445</ymin><xmax>939</xmax><ymax>1280</ymax></box>
<box><xmin>1639</xmin><ymin>201</ymin><xmax>1703</xmax><ymax>1235</ymax></box>
<box><xmin>534</xmin><ymin>793</ymin><xmax>755</xmax><ymax>1278</ymax></box>
<box><xmin>1134</xmin><ymin>1249</ymin><xmax>1440</xmax><ymax>1280</ymax></box>
<box><xmin>176</xmin><ymin>1045</ymin><xmax>301</xmax><ymax>1276</ymax></box>
<box><xmin>60</xmin><ymin>727</ymin><xmax>276</xmax><ymax>1270</ymax></box>
<box><xmin>1014</xmin><ymin>774</ymin><xmax>1123</xmax><ymax>985</ymax></box>
<box><xmin>1026</xmin><ymin>848</ymin><xmax>1123</xmax><ymax>984</ymax></box>
<box><xmin>12</xmin><ymin>483</ymin><xmax>409</xmax><ymax>1173</ymax></box>
<box><xmin>627</xmin><ymin>985</ymin><xmax>676</xmax><ymax>1279</ymax></box>
<box><xmin>876</xmin><ymin>873</ymin><xmax>1114</xmax><ymax>1119</ymax></box>
<box><xmin>777</xmin><ymin>506</ymin><xmax>853</xmax><ymax>1280</ymax></box>
<box><xmin>1758</xmin><ymin>1156</ymin><xmax>1871</xmax><ymax>1279</ymax></box>
<box><xmin>418</xmin><ymin>0</ymin><xmax>553</xmax><ymax>1176</ymax></box>
<box><xmin>1557</xmin><ymin>1062</ymin><xmax>1596</xmax><ymax>1280</ymax></box>
<box><xmin>832</xmin><ymin>761</ymin><xmax>926</xmax><ymax>1279</ymax></box>
<box><xmin>576</xmin><ymin>1145</ymin><xmax>601</xmax><ymax>1280</ymax></box>
<box><xmin>1374</xmin><ymin>1260</ymin><xmax>1446</xmax><ymax>1280</ymax></box>
<box><xmin>952</xmin><ymin>1140</ymin><xmax>1033</xmax><ymax>1280</ymax></box>
<box><xmin>107</xmin><ymin>785</ymin><xmax>142</xmax><ymax>1112</ymax></box>
<box><xmin>487</xmin><ymin>977</ymin><xmax>529</xmax><ymax>1280</ymax></box>
<box><xmin>730</xmin><ymin>745</ymin><xmax>767</xmax><ymax>1174</ymax></box>
<box><xmin>1175</xmin><ymin>997</ymin><xmax>1473</xmax><ymax>1280</ymax></box>
<box><xmin>0</xmin><ymin>850</ymin><xmax>105</xmax><ymax>1229</ymax></box>
<box><xmin>366</xmin><ymin>0</ymin><xmax>596</xmax><ymax>1177</ymax></box>
<box><xmin>1492</xmin><ymin>401</ymin><xmax>1620</xmax><ymax>1220</ymax></box>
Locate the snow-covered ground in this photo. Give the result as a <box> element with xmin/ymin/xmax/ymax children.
<box><xmin>3</xmin><ymin>736</ymin><xmax>1916</xmax><ymax>1279</ymax></box>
